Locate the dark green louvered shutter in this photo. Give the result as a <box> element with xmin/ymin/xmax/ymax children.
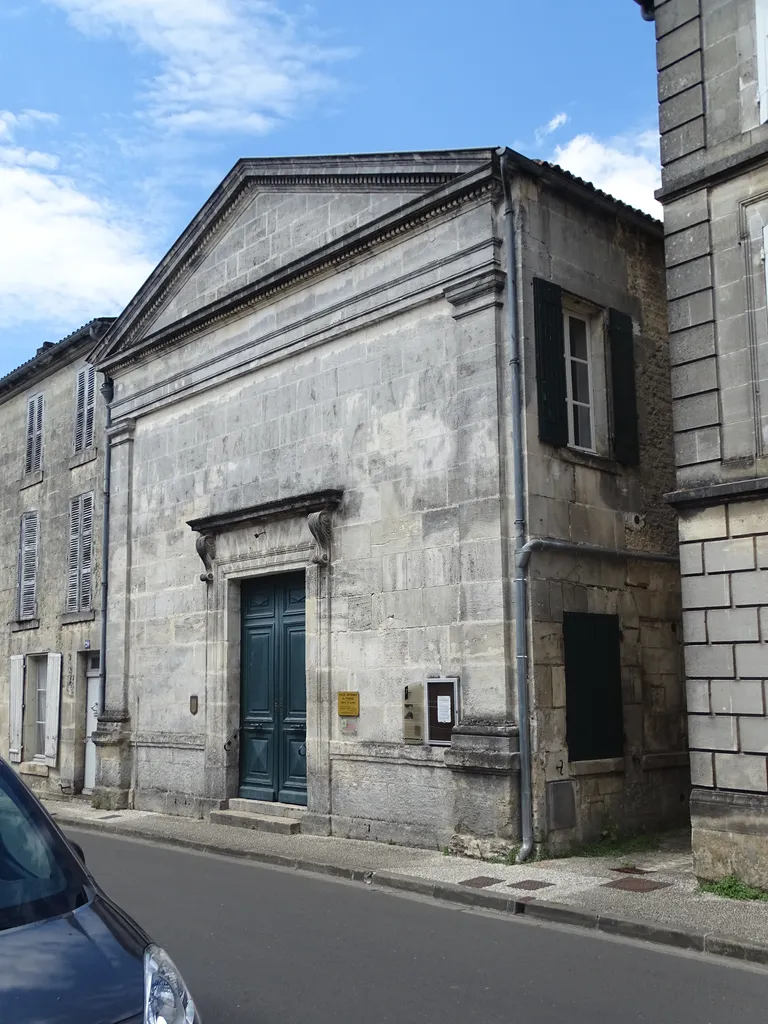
<box><xmin>533</xmin><ymin>278</ymin><xmax>568</xmax><ymax>447</ymax></box>
<box><xmin>608</xmin><ymin>308</ymin><xmax>640</xmax><ymax>465</ymax></box>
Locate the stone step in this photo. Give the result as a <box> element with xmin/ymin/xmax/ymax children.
<box><xmin>210</xmin><ymin>809</ymin><xmax>301</xmax><ymax>835</ymax></box>
<box><xmin>226</xmin><ymin>798</ymin><xmax>307</xmax><ymax>818</ymax></box>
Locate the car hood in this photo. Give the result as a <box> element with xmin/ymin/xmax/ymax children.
<box><xmin>0</xmin><ymin>893</ymin><xmax>146</xmax><ymax>1024</ymax></box>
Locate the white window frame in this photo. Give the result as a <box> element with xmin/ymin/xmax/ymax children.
<box><xmin>563</xmin><ymin>305</ymin><xmax>597</xmax><ymax>453</ymax></box>
<box><xmin>757</xmin><ymin>0</ymin><xmax>768</xmax><ymax>123</ymax></box>
<box><xmin>74</xmin><ymin>365</ymin><xmax>96</xmax><ymax>453</ymax></box>
<box><xmin>11</xmin><ymin>653</ymin><xmax>62</xmax><ymax>766</ymax></box>
<box><xmin>24</xmin><ymin>393</ymin><xmax>43</xmax><ymax>476</ymax></box>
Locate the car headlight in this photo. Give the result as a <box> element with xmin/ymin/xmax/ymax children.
<box><xmin>144</xmin><ymin>944</ymin><xmax>200</xmax><ymax>1024</ymax></box>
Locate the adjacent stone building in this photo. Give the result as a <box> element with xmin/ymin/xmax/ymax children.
<box><xmin>88</xmin><ymin>148</ymin><xmax>686</xmax><ymax>852</ymax></box>
<box><xmin>640</xmin><ymin>0</ymin><xmax>768</xmax><ymax>884</ymax></box>
<box><xmin>0</xmin><ymin>321</ymin><xmax>112</xmax><ymax>798</ymax></box>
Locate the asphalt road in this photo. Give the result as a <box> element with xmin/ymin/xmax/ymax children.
<box><xmin>68</xmin><ymin>828</ymin><xmax>768</xmax><ymax>1024</ymax></box>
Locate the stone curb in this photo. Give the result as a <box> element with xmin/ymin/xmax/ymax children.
<box><xmin>53</xmin><ymin>811</ymin><xmax>768</xmax><ymax>968</ymax></box>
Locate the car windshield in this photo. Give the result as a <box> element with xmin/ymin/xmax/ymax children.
<box><xmin>0</xmin><ymin>761</ymin><xmax>88</xmax><ymax>932</ymax></box>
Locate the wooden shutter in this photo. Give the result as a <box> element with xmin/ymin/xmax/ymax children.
<box><xmin>74</xmin><ymin>369</ymin><xmax>86</xmax><ymax>453</ymax></box>
<box><xmin>66</xmin><ymin>498</ymin><xmax>81</xmax><ymax>612</ymax></box>
<box><xmin>24</xmin><ymin>395</ymin><xmax>42</xmax><ymax>475</ymax></box>
<box><xmin>44</xmin><ymin>653</ymin><xmax>62</xmax><ymax>767</ymax></box>
<box><xmin>564</xmin><ymin>612</ymin><xmax>624</xmax><ymax>762</ymax></box>
<box><xmin>80</xmin><ymin>493</ymin><xmax>94</xmax><ymax>610</ymax></box>
<box><xmin>19</xmin><ymin>512</ymin><xmax>39</xmax><ymax>620</ymax></box>
<box><xmin>84</xmin><ymin>366</ymin><xmax>96</xmax><ymax>449</ymax></box>
<box><xmin>608</xmin><ymin>308</ymin><xmax>640</xmax><ymax>465</ymax></box>
<box><xmin>25</xmin><ymin>399</ymin><xmax>35</xmax><ymax>474</ymax></box>
<box><xmin>75</xmin><ymin>367</ymin><xmax>96</xmax><ymax>452</ymax></box>
<box><xmin>533</xmin><ymin>278</ymin><xmax>568</xmax><ymax>446</ymax></box>
<box><xmin>8</xmin><ymin>655</ymin><xmax>24</xmax><ymax>763</ymax></box>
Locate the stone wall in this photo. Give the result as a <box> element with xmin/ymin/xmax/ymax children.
<box><xmin>518</xmin><ymin>175</ymin><xmax>688</xmax><ymax>849</ymax></box>
<box><xmin>0</xmin><ymin>341</ymin><xmax>104</xmax><ymax>797</ymax></box>
<box><xmin>651</xmin><ymin>0</ymin><xmax>768</xmax><ymax>882</ymax></box>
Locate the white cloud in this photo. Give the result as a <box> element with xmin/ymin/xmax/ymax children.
<box><xmin>534</xmin><ymin>111</ymin><xmax>568</xmax><ymax>145</ymax></box>
<box><xmin>0</xmin><ymin>114</ymin><xmax>155</xmax><ymax>332</ymax></box>
<box><xmin>551</xmin><ymin>131</ymin><xmax>662</xmax><ymax>218</ymax></box>
<box><xmin>47</xmin><ymin>0</ymin><xmax>347</xmax><ymax>134</ymax></box>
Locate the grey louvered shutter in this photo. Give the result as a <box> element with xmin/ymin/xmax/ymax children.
<box><xmin>74</xmin><ymin>369</ymin><xmax>86</xmax><ymax>453</ymax></box>
<box><xmin>84</xmin><ymin>367</ymin><xmax>96</xmax><ymax>449</ymax></box>
<box><xmin>19</xmin><ymin>511</ymin><xmax>39</xmax><ymax>619</ymax></box>
<box><xmin>32</xmin><ymin>395</ymin><xmax>43</xmax><ymax>473</ymax></box>
<box><xmin>44</xmin><ymin>653</ymin><xmax>62</xmax><ymax>768</ymax></box>
<box><xmin>80</xmin><ymin>493</ymin><xmax>94</xmax><ymax>610</ymax></box>
<box><xmin>608</xmin><ymin>308</ymin><xmax>640</xmax><ymax>465</ymax></box>
<box><xmin>8</xmin><ymin>655</ymin><xmax>24</xmax><ymax>763</ymax></box>
<box><xmin>67</xmin><ymin>497</ymin><xmax>81</xmax><ymax>611</ymax></box>
<box><xmin>533</xmin><ymin>278</ymin><xmax>568</xmax><ymax>447</ymax></box>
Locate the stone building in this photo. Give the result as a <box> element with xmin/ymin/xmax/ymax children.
<box><xmin>639</xmin><ymin>0</ymin><xmax>768</xmax><ymax>885</ymax></box>
<box><xmin>88</xmin><ymin>149</ymin><xmax>687</xmax><ymax>853</ymax></box>
<box><xmin>0</xmin><ymin>320</ymin><xmax>112</xmax><ymax>798</ymax></box>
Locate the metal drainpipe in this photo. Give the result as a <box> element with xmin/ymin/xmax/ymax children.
<box><xmin>98</xmin><ymin>377</ymin><xmax>114</xmax><ymax>711</ymax></box>
<box><xmin>499</xmin><ymin>150</ymin><xmax>534</xmax><ymax>864</ymax></box>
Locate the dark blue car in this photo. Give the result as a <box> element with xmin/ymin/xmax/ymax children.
<box><xmin>0</xmin><ymin>756</ymin><xmax>200</xmax><ymax>1024</ymax></box>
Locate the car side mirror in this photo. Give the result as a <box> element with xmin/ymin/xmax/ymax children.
<box><xmin>70</xmin><ymin>841</ymin><xmax>86</xmax><ymax>866</ymax></box>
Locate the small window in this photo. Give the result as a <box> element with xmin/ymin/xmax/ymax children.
<box><xmin>10</xmin><ymin>653</ymin><xmax>62</xmax><ymax>766</ymax></box>
<box><xmin>564</xmin><ymin>311</ymin><xmax>594</xmax><ymax>451</ymax></box>
<box><xmin>563</xmin><ymin>612</ymin><xmax>624</xmax><ymax>763</ymax></box>
<box><xmin>533</xmin><ymin>278</ymin><xmax>639</xmax><ymax>464</ymax></box>
<box><xmin>74</xmin><ymin>366</ymin><xmax>96</xmax><ymax>453</ymax></box>
<box><xmin>24</xmin><ymin>394</ymin><xmax>43</xmax><ymax>476</ymax></box>
<box><xmin>67</xmin><ymin>494</ymin><xmax>94</xmax><ymax>612</ymax></box>
<box><xmin>18</xmin><ymin>511</ymin><xmax>40</xmax><ymax>620</ymax></box>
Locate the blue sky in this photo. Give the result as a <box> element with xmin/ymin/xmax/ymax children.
<box><xmin>0</xmin><ymin>0</ymin><xmax>659</xmax><ymax>377</ymax></box>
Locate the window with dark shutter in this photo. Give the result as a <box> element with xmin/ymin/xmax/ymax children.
<box><xmin>19</xmin><ymin>511</ymin><xmax>39</xmax><ymax>620</ymax></box>
<box><xmin>533</xmin><ymin>278</ymin><xmax>568</xmax><ymax>447</ymax></box>
<box><xmin>564</xmin><ymin>612</ymin><xmax>624</xmax><ymax>762</ymax></box>
<box><xmin>67</xmin><ymin>493</ymin><xmax>94</xmax><ymax>612</ymax></box>
<box><xmin>24</xmin><ymin>394</ymin><xmax>43</xmax><ymax>475</ymax></box>
<box><xmin>608</xmin><ymin>308</ymin><xmax>640</xmax><ymax>465</ymax></box>
<box><xmin>74</xmin><ymin>366</ymin><xmax>96</xmax><ymax>453</ymax></box>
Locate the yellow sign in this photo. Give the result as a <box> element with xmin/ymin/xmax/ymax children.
<box><xmin>337</xmin><ymin>691</ymin><xmax>360</xmax><ymax>717</ymax></box>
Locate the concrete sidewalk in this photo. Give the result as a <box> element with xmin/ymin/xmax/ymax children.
<box><xmin>45</xmin><ymin>798</ymin><xmax>768</xmax><ymax>967</ymax></box>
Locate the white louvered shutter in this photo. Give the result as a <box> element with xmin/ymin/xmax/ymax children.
<box><xmin>66</xmin><ymin>498</ymin><xmax>81</xmax><ymax>611</ymax></box>
<box><xmin>44</xmin><ymin>653</ymin><xmax>62</xmax><ymax>767</ymax></box>
<box><xmin>80</xmin><ymin>493</ymin><xmax>94</xmax><ymax>610</ymax></box>
<box><xmin>8</xmin><ymin>655</ymin><xmax>24</xmax><ymax>763</ymax></box>
<box><xmin>19</xmin><ymin>512</ymin><xmax>39</xmax><ymax>619</ymax></box>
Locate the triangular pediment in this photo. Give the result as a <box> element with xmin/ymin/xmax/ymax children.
<box><xmin>91</xmin><ymin>150</ymin><xmax>495</xmax><ymax>368</ymax></box>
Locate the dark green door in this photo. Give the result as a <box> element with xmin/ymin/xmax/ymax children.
<box><xmin>239</xmin><ymin>572</ymin><xmax>307</xmax><ymax>805</ymax></box>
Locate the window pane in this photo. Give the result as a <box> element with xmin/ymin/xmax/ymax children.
<box><xmin>36</xmin><ymin>663</ymin><xmax>46</xmax><ymax>758</ymax></box>
<box><xmin>569</xmin><ymin>317</ymin><xmax>588</xmax><ymax>360</ymax></box>
<box><xmin>571</xmin><ymin>361</ymin><xmax>590</xmax><ymax>404</ymax></box>
<box><xmin>574</xmin><ymin>404</ymin><xmax>593</xmax><ymax>449</ymax></box>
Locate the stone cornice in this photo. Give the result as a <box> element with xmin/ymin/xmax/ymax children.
<box><xmin>93</xmin><ymin>162</ymin><xmax>498</xmax><ymax>373</ymax></box>
<box><xmin>188</xmin><ymin>489</ymin><xmax>344</xmax><ymax>535</ymax></box>
<box><xmin>665</xmin><ymin>475</ymin><xmax>768</xmax><ymax>510</ymax></box>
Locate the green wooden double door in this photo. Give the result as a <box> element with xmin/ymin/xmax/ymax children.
<box><xmin>239</xmin><ymin>572</ymin><xmax>307</xmax><ymax>806</ymax></box>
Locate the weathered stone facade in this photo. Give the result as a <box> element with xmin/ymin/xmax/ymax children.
<box><xmin>88</xmin><ymin>150</ymin><xmax>685</xmax><ymax>852</ymax></box>
<box><xmin>0</xmin><ymin>321</ymin><xmax>111</xmax><ymax>798</ymax></box>
<box><xmin>643</xmin><ymin>0</ymin><xmax>768</xmax><ymax>883</ymax></box>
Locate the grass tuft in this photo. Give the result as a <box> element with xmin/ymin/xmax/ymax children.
<box><xmin>698</xmin><ymin>876</ymin><xmax>768</xmax><ymax>902</ymax></box>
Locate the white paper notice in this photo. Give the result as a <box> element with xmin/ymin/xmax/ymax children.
<box><xmin>437</xmin><ymin>695</ymin><xmax>452</xmax><ymax>723</ymax></box>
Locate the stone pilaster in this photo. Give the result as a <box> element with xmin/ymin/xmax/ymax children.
<box><xmin>93</xmin><ymin>418</ymin><xmax>135</xmax><ymax>810</ymax></box>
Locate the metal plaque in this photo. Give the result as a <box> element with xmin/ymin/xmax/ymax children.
<box><xmin>337</xmin><ymin>691</ymin><xmax>360</xmax><ymax>717</ymax></box>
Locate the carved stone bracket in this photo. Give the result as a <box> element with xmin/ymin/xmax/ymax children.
<box><xmin>195</xmin><ymin>534</ymin><xmax>216</xmax><ymax>583</ymax></box>
<box><xmin>443</xmin><ymin>267</ymin><xmax>506</xmax><ymax>321</ymax></box>
<box><xmin>307</xmin><ymin>510</ymin><xmax>332</xmax><ymax>566</ymax></box>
